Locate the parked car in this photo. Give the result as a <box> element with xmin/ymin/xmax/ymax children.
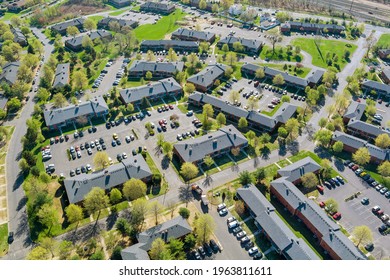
<box><xmin>248</xmin><ymin>247</ymin><xmax>259</xmax><ymax>255</ymax></box>
<box><xmin>332</xmin><ymin>212</ymin><xmax>341</xmax><ymax>220</ymax></box>
<box><xmin>232</xmin><ymin>226</ymin><xmax>242</xmax><ymax>234</ymax></box>
<box><xmin>217</xmin><ymin>203</ymin><xmax>226</xmax><ymax>211</ymax></box>
<box><xmin>236</xmin><ymin>231</ymin><xmax>247</xmax><ymax>239</ymax></box>
<box><xmin>219</xmin><ymin>208</ymin><xmax>228</xmax><ymax>216</ymax></box>
<box><xmin>209</xmin><ymin>239</ymin><xmax>220</xmax><ymax>252</ymax></box>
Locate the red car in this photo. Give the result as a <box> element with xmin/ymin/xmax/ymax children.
<box><xmin>332</xmin><ymin>212</ymin><xmax>341</xmax><ymax>220</ymax></box>
<box><xmin>356</xmin><ymin>98</ymin><xmax>361</xmax><ymax>103</ymax></box>
<box><xmin>351</xmin><ymin>165</ymin><xmax>359</xmax><ymax>171</ymax></box>
<box><xmin>319</xmin><ymin>201</ymin><xmax>325</xmax><ymax>208</ymax></box>
<box><xmin>169</xmin><ymin>104</ymin><xmax>174</xmax><ymax>110</ymax></box>
<box><xmin>316</xmin><ymin>185</ymin><xmax>324</xmax><ymax>193</ymax></box>
<box><xmin>55</xmin><ymin>136</ymin><xmax>59</xmax><ymax>143</ymax></box>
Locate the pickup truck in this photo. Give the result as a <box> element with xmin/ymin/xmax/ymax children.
<box><xmin>191</xmin><ymin>184</ymin><xmax>203</xmax><ymax>195</ymax></box>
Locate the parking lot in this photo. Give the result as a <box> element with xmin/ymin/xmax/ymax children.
<box><xmin>44</xmin><ymin>105</ymin><xmax>201</xmax><ymax>177</ymax></box>
<box><xmin>217</xmin><ymin>77</ymin><xmax>306</xmax><ymax>113</ymax></box>
<box><xmin>320</xmin><ymin>164</ymin><xmax>390</xmax><ymax>258</ymax></box>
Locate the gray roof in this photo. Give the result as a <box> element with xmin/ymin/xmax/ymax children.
<box><xmin>0</xmin><ymin>61</ymin><xmax>20</xmax><ymax>85</ymax></box>
<box><xmin>284</xmin><ymin>21</ymin><xmax>345</xmax><ymax>31</ymax></box>
<box><xmin>121</xmin><ymin>217</ymin><xmax>192</xmax><ymax>260</ymax></box>
<box><xmin>348</xmin><ymin>119</ymin><xmax>390</xmax><ymax>138</ymax></box>
<box><xmin>188</xmin><ymin>92</ymin><xmax>297</xmax><ymax>130</ymax></box>
<box><xmin>64</xmin><ymin>154</ymin><xmax>152</xmax><ymax>204</ymax></box>
<box><xmin>51</xmin><ymin>18</ymin><xmax>85</xmax><ymax>33</ymax></box>
<box><xmin>332</xmin><ymin>131</ymin><xmax>390</xmax><ymax>161</ymax></box>
<box><xmin>0</xmin><ymin>95</ymin><xmax>8</xmax><ymax>110</ymax></box>
<box><xmin>343</xmin><ymin>101</ymin><xmax>366</xmax><ymax>120</ymax></box>
<box><xmin>65</xmin><ymin>30</ymin><xmax>112</xmax><ymax>49</ymax></box>
<box><xmin>174</xmin><ymin>125</ymin><xmax>247</xmax><ymax>163</ymax></box>
<box><xmin>241</xmin><ymin>63</ymin><xmax>324</xmax><ymax>88</ymax></box>
<box><xmin>187</xmin><ymin>64</ymin><xmax>227</xmax><ymax>88</ymax></box>
<box><xmin>140</xmin><ymin>1</ymin><xmax>175</xmax><ymax>12</ymax></box>
<box><xmin>218</xmin><ymin>36</ymin><xmax>263</xmax><ymax>52</ymax></box>
<box><xmin>11</xmin><ymin>26</ymin><xmax>27</xmax><ymax>45</ymax></box>
<box><xmin>237</xmin><ymin>185</ymin><xmax>319</xmax><ymax>260</ymax></box>
<box><xmin>120</xmin><ymin>78</ymin><xmax>182</xmax><ymax>103</ymax></box>
<box><xmin>270</xmin><ymin>157</ymin><xmax>367</xmax><ymax>260</ymax></box>
<box><xmin>140</xmin><ymin>40</ymin><xmax>199</xmax><ymax>50</ymax></box>
<box><xmin>53</xmin><ymin>63</ymin><xmax>70</xmax><ymax>88</ymax></box>
<box><xmin>129</xmin><ymin>60</ymin><xmax>184</xmax><ymax>75</ymax></box>
<box><xmin>98</xmin><ymin>17</ymin><xmax>138</xmax><ymax>29</ymax></box>
<box><xmin>362</xmin><ymin>79</ymin><xmax>390</xmax><ymax>94</ymax></box>
<box><xmin>277</xmin><ymin>157</ymin><xmax>321</xmax><ymax>183</ymax></box>
<box><xmin>171</xmin><ymin>28</ymin><xmax>215</xmax><ymax>42</ymax></box>
<box><xmin>43</xmin><ymin>96</ymin><xmax>108</xmax><ymax>127</ymax></box>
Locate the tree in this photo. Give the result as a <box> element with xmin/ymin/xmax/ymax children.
<box><xmin>123</xmin><ymin>178</ymin><xmax>147</xmax><ymax>201</ymax></box>
<box><xmin>58</xmin><ymin>240</ymin><xmax>73</xmax><ymax>260</ymax></box>
<box><xmin>37</xmin><ymin>203</ymin><xmax>58</xmax><ymax>233</ymax></box>
<box><xmin>235</xmin><ymin>200</ymin><xmax>245</xmax><ymax>215</ymax></box>
<box><xmin>194</xmin><ymin>214</ymin><xmax>216</xmax><ymax>244</ymax></box>
<box><xmin>212</xmin><ymin>3</ymin><xmax>219</xmax><ymax>13</ymax></box>
<box><xmin>225</xmin><ymin>66</ymin><xmax>234</xmax><ymax>79</ymax></box>
<box><xmin>108</xmin><ymin>21</ymin><xmax>121</xmax><ymax>33</ymax></box>
<box><xmin>156</xmin><ymin>134</ymin><xmax>165</xmax><ymax>149</ymax></box>
<box><xmin>145</xmin><ymin>50</ymin><xmax>155</xmax><ymax>61</ymax></box>
<box><xmin>221</xmin><ymin>43</ymin><xmax>229</xmax><ymax>53</ymax></box>
<box><xmin>149</xmin><ymin>238</ymin><xmax>171</xmax><ymax>260</ymax></box>
<box><xmin>83</xmin><ymin>187</ymin><xmax>110</xmax><ymax>220</ymax></box>
<box><xmin>199</xmin><ymin>0</ymin><xmax>207</xmax><ymax>10</ymax></box>
<box><xmin>375</xmin><ymin>134</ymin><xmax>390</xmax><ymax>149</ymax></box>
<box><xmin>180</xmin><ymin>162</ymin><xmax>199</xmax><ymax>182</ymax></box>
<box><xmin>216</xmin><ymin>112</ymin><xmax>226</xmax><ymax>127</ymax></box>
<box><xmin>199</xmin><ymin>42</ymin><xmax>210</xmax><ymax>54</ymax></box>
<box><xmin>285</xmin><ymin>118</ymin><xmax>299</xmax><ymax>140</ymax></box>
<box><xmin>352</xmin><ymin>226</ymin><xmax>373</xmax><ymax>247</ymax></box>
<box><xmin>27</xmin><ymin>246</ymin><xmax>49</xmax><ymax>260</ymax></box>
<box><xmin>332</xmin><ymin>141</ymin><xmax>344</xmax><ymax>153</ymax></box>
<box><xmin>229</xmin><ymin>90</ymin><xmax>240</xmax><ymax>103</ymax></box>
<box><xmin>167</xmin><ymin>48</ymin><xmax>178</xmax><ymax>62</ymax></box>
<box><xmin>202</xmin><ymin>104</ymin><xmax>214</xmax><ymax>118</ymax></box>
<box><xmin>318</xmin><ymin>118</ymin><xmax>327</xmax><ymax>128</ymax></box>
<box><xmin>281</xmin><ymin>95</ymin><xmax>290</xmax><ymax>103</ymax></box>
<box><xmin>179</xmin><ymin>207</ymin><xmax>190</xmax><ymax>219</ymax></box>
<box><xmin>110</xmin><ymin>188</ymin><xmax>122</xmax><ymax>205</ymax></box>
<box><xmin>149</xmin><ymin>201</ymin><xmax>164</xmax><ymax>225</ymax></box>
<box><xmin>255</xmin><ymin>68</ymin><xmax>265</xmax><ymax>79</ymax></box>
<box><xmin>278</xmin><ymin>127</ymin><xmax>288</xmax><ymax>138</ymax></box>
<box><xmin>116</xmin><ymin>218</ymin><xmax>131</xmax><ymax>236</ymax></box>
<box><xmin>36</xmin><ymin>88</ymin><xmax>50</xmax><ymax>103</ymax></box>
<box><xmin>6</xmin><ymin>97</ymin><xmax>21</xmax><ymax>112</ymax></box>
<box><xmin>352</xmin><ymin>147</ymin><xmax>371</xmax><ymax>166</ymax></box>
<box><xmin>307</xmin><ymin>89</ymin><xmax>320</xmax><ymax>106</ymax></box>
<box><xmin>273</xmin><ymin>74</ymin><xmax>285</xmax><ymax>85</ymax></box>
<box><xmin>301</xmin><ymin>172</ymin><xmax>318</xmax><ymax>189</ymax></box>
<box><xmin>232</xmin><ymin>41</ymin><xmax>243</xmax><ymax>53</ymax></box>
<box><xmin>81</xmin><ymin>36</ymin><xmax>93</xmax><ymax>49</ymax></box>
<box><xmin>239</xmin><ymin>170</ymin><xmax>254</xmax><ymax>186</ymax></box>
<box><xmin>131</xmin><ymin>199</ymin><xmax>148</xmax><ymax>231</ymax></box>
<box><xmin>203</xmin><ymin>155</ymin><xmax>214</xmax><ymax>169</ymax></box>
<box><xmin>325</xmin><ymin>198</ymin><xmax>338</xmax><ymax>213</ymax></box>
<box><xmin>145</xmin><ymin>71</ymin><xmax>153</xmax><ymax>80</ymax></box>
<box><xmin>65</xmin><ymin>204</ymin><xmax>83</xmax><ymax>226</ymax></box>
<box><xmin>84</xmin><ymin>18</ymin><xmax>97</xmax><ymax>31</ymax></box>
<box><xmin>247</xmin><ymin>96</ymin><xmax>259</xmax><ymax>111</ymax></box>
<box><xmin>269</xmin><ymin>35</ymin><xmax>281</xmax><ymax>54</ymax></box>
<box><xmin>365</xmin><ymin>31</ymin><xmax>377</xmax><ymax>58</ymax></box>
<box><xmin>320</xmin><ymin>159</ymin><xmax>333</xmax><ymax>180</ymax></box>
<box><xmin>168</xmin><ymin>238</ymin><xmax>186</xmax><ymax>260</ymax></box>
<box><xmin>225</xmin><ymin>52</ymin><xmax>237</xmax><ymax>66</ymax></box>
<box><xmin>93</xmin><ymin>151</ymin><xmax>109</xmax><ymax>170</ymax></box>
<box><xmin>185</xmin><ymin>83</ymin><xmax>195</xmax><ymax>94</ymax></box>
<box><xmin>162</xmin><ymin>142</ymin><xmax>173</xmax><ymax>159</ymax></box>
<box><xmin>378</xmin><ymin>161</ymin><xmax>390</xmax><ymax>178</ymax></box>
<box><xmin>314</xmin><ymin>129</ymin><xmax>333</xmax><ymax>147</ymax></box>
<box><xmin>72</xmin><ymin>71</ymin><xmax>88</xmax><ymax>90</ymax></box>
<box><xmin>238</xmin><ymin>117</ymin><xmax>248</xmax><ymax>129</ymax></box>
<box><xmin>40</xmin><ymin>237</ymin><xmax>57</xmax><ymax>258</ymax></box>
<box><xmin>66</xmin><ymin>26</ymin><xmax>79</xmax><ymax>37</ymax></box>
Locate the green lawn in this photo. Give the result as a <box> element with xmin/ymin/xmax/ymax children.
<box><xmin>376</xmin><ymin>33</ymin><xmax>390</xmax><ymax>48</ymax></box>
<box><xmin>144</xmin><ymin>152</ymin><xmax>161</xmax><ymax>176</ymax></box>
<box><xmin>291</xmin><ymin>38</ymin><xmax>357</xmax><ymax>70</ymax></box>
<box><xmin>0</xmin><ymin>223</ymin><xmax>8</xmax><ymax>257</ymax></box>
<box><xmin>88</xmin><ymin>15</ymin><xmax>104</xmax><ymax>24</ymax></box>
<box><xmin>259</xmin><ymin>45</ymin><xmax>303</xmax><ymax>62</ymax></box>
<box><xmin>109</xmin><ymin>9</ymin><xmax>128</xmax><ymax>16</ymax></box>
<box><xmin>261</xmin><ymin>103</ymin><xmax>282</xmax><ymax>116</ymax></box>
<box><xmin>1</xmin><ymin>12</ymin><xmax>21</xmax><ymax>21</ymax></box>
<box><xmin>134</xmin><ymin>9</ymin><xmax>186</xmax><ymax>40</ymax></box>
<box><xmin>260</xmin><ymin>63</ymin><xmax>311</xmax><ymax>78</ymax></box>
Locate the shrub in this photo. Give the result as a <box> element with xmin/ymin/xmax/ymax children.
<box><xmin>179</xmin><ymin>207</ymin><xmax>190</xmax><ymax>219</ymax></box>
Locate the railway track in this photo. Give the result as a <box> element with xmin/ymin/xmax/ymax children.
<box><xmin>317</xmin><ymin>0</ymin><xmax>390</xmax><ymax>23</ymax></box>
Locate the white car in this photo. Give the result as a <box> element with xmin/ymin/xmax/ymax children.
<box><xmin>217</xmin><ymin>203</ymin><xmax>226</xmax><ymax>211</ymax></box>
<box><xmin>86</xmin><ymin>164</ymin><xmax>92</xmax><ymax>171</ymax></box>
<box><xmin>219</xmin><ymin>208</ymin><xmax>228</xmax><ymax>216</ymax></box>
<box><xmin>122</xmin><ymin>152</ymin><xmax>127</xmax><ymax>159</ymax></box>
<box><xmin>125</xmin><ymin>136</ymin><xmax>131</xmax><ymax>143</ymax></box>
<box><xmin>248</xmin><ymin>247</ymin><xmax>258</xmax><ymax>255</ymax></box>
<box><xmin>236</xmin><ymin>231</ymin><xmax>247</xmax><ymax>239</ymax></box>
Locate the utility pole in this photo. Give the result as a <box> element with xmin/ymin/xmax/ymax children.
<box><xmin>349</xmin><ymin>0</ymin><xmax>355</xmax><ymax>14</ymax></box>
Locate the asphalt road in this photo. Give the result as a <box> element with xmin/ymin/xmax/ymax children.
<box><xmin>3</xmin><ymin>28</ymin><xmax>54</xmax><ymax>260</ymax></box>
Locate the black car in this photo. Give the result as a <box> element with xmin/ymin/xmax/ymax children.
<box><xmin>198</xmin><ymin>246</ymin><xmax>206</xmax><ymax>257</ymax></box>
<box><xmin>78</xmin><ymin>131</ymin><xmax>84</xmax><ymax>137</ymax></box>
<box><xmin>88</xmin><ymin>127</ymin><xmax>93</xmax><ymax>133</ymax></box>
<box><xmin>117</xmin><ymin>154</ymin><xmax>123</xmax><ymax>162</ymax></box>
<box><xmin>344</xmin><ymin>160</ymin><xmax>351</xmax><ymax>166</ymax></box>
<box><xmin>209</xmin><ymin>239</ymin><xmax>220</xmax><ymax>252</ymax></box>
<box><xmin>327</xmin><ymin>180</ymin><xmax>336</xmax><ymax>187</ymax></box>
<box><xmin>324</xmin><ymin>181</ymin><xmax>332</xmax><ymax>189</ymax></box>
<box><xmin>99</xmin><ymin>138</ymin><xmax>104</xmax><ymax>144</ymax></box>
<box><xmin>364</xmin><ymin>243</ymin><xmax>374</xmax><ymax>251</ymax></box>
<box><xmin>116</xmin><ymin>139</ymin><xmax>121</xmax><ymax>145</ymax></box>
<box><xmin>110</xmin><ymin>120</ymin><xmax>116</xmax><ymax>127</ymax></box>
<box><xmin>244</xmin><ymin>241</ymin><xmax>254</xmax><ymax>250</ymax></box>
<box><xmin>81</xmin><ymin>166</ymin><xmax>86</xmax><ymax>173</ymax></box>
<box><xmin>92</xmin><ymin>126</ymin><xmax>97</xmax><ymax>132</ymax></box>
<box><xmin>367</xmin><ymin>178</ymin><xmax>375</xmax><ymax>184</ymax></box>
<box><xmin>203</xmin><ymin>243</ymin><xmax>212</xmax><ymax>255</ymax></box>
<box><xmin>101</xmin><ymin>143</ymin><xmax>106</xmax><ymax>150</ymax></box>
<box><xmin>232</xmin><ymin>226</ymin><xmax>243</xmax><ymax>234</ymax></box>
<box><xmin>8</xmin><ymin>232</ymin><xmax>14</xmax><ymax>244</ymax></box>
<box><xmin>378</xmin><ymin>224</ymin><xmax>387</xmax><ymax>233</ymax></box>
<box><xmin>331</xmin><ymin>178</ymin><xmax>340</xmax><ymax>186</ymax></box>
<box><xmin>85</xmin><ymin>142</ymin><xmax>90</xmax><ymax>149</ymax></box>
<box><xmin>106</xmin><ymin>122</ymin><xmax>111</xmax><ymax>129</ymax></box>
<box><xmin>253</xmin><ymin>252</ymin><xmax>263</xmax><ymax>260</ymax></box>
<box><xmin>362</xmin><ymin>174</ymin><xmax>371</xmax><ymax>181</ymax></box>
<box><xmin>132</xmin><ymin>115</ymin><xmax>136</xmax><ymax>121</ymax></box>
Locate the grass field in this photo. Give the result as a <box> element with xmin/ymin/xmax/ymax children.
<box><xmin>260</xmin><ymin>63</ymin><xmax>311</xmax><ymax>78</ymax></box>
<box><xmin>259</xmin><ymin>45</ymin><xmax>303</xmax><ymax>62</ymax></box>
<box><xmin>0</xmin><ymin>223</ymin><xmax>8</xmax><ymax>257</ymax></box>
<box><xmin>134</xmin><ymin>9</ymin><xmax>186</xmax><ymax>41</ymax></box>
<box><xmin>109</xmin><ymin>9</ymin><xmax>128</xmax><ymax>16</ymax></box>
<box><xmin>1</xmin><ymin>12</ymin><xmax>21</xmax><ymax>21</ymax></box>
<box><xmin>376</xmin><ymin>33</ymin><xmax>390</xmax><ymax>48</ymax></box>
<box><xmin>291</xmin><ymin>38</ymin><xmax>357</xmax><ymax>70</ymax></box>
<box><xmin>88</xmin><ymin>15</ymin><xmax>104</xmax><ymax>24</ymax></box>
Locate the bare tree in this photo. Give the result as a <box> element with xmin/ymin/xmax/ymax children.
<box><xmin>365</xmin><ymin>31</ymin><xmax>377</xmax><ymax>58</ymax></box>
